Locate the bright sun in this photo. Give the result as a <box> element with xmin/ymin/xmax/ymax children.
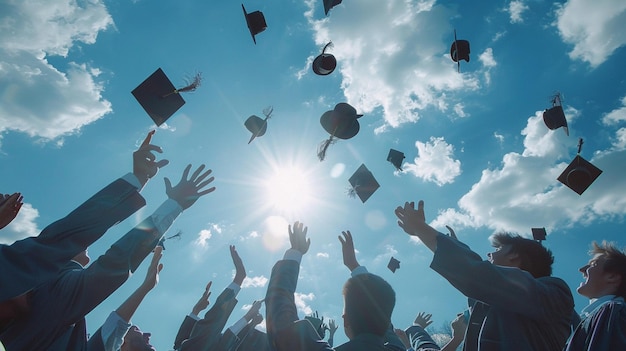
<box><xmin>264</xmin><ymin>167</ymin><xmax>313</xmax><ymax>215</ymax></box>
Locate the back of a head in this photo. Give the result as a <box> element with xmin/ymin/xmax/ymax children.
<box><xmin>343</xmin><ymin>273</ymin><xmax>395</xmax><ymax>337</ymax></box>
<box><xmin>591</xmin><ymin>240</ymin><xmax>626</xmax><ymax>299</ymax></box>
<box><xmin>490</xmin><ymin>232</ymin><xmax>554</xmax><ymax>278</ymax></box>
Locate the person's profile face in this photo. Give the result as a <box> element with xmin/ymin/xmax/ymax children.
<box><xmin>577</xmin><ymin>253</ymin><xmax>610</xmax><ymax>299</ymax></box>
<box><xmin>487</xmin><ymin>244</ymin><xmax>514</xmax><ymax>267</ymax></box>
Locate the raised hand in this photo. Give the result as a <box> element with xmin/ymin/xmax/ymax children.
<box><xmin>133</xmin><ymin>130</ymin><xmax>169</xmax><ymax>187</ymax></box>
<box><xmin>451</xmin><ymin>312</ymin><xmax>468</xmax><ymax>340</ymax></box>
<box><xmin>414</xmin><ymin>311</ymin><xmax>433</xmax><ymax>328</ymax></box>
<box><xmin>0</xmin><ymin>193</ymin><xmax>23</xmax><ymax>229</ymax></box>
<box><xmin>140</xmin><ymin>246</ymin><xmax>164</xmax><ymax>292</ymax></box>
<box><xmin>164</xmin><ymin>164</ymin><xmax>215</xmax><ymax>210</ymax></box>
<box><xmin>244</xmin><ymin>300</ymin><xmax>263</xmax><ymax>321</ymax></box>
<box><xmin>394</xmin><ymin>328</ymin><xmax>411</xmax><ymax>349</ymax></box>
<box><xmin>192</xmin><ymin>281</ymin><xmax>212</xmax><ymax>316</ymax></box>
<box><xmin>395</xmin><ymin>200</ymin><xmax>439</xmax><ymax>251</ymax></box>
<box><xmin>446</xmin><ymin>225</ymin><xmax>457</xmax><ymax>240</ymax></box>
<box><xmin>289</xmin><ymin>221</ymin><xmax>310</xmax><ymax>255</ymax></box>
<box><xmin>338</xmin><ymin>231</ymin><xmax>359</xmax><ymax>271</ymax></box>
<box><xmin>328</xmin><ymin>319</ymin><xmax>338</xmax><ymax>335</ymax></box>
<box><xmin>231</xmin><ymin>245</ymin><xmax>246</xmax><ymax>286</ymax></box>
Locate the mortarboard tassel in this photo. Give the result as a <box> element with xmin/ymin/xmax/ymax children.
<box><xmin>162</xmin><ymin>73</ymin><xmax>202</xmax><ymax>98</ymax></box>
<box><xmin>317</xmin><ymin>136</ymin><xmax>336</xmax><ymax>161</ymax></box>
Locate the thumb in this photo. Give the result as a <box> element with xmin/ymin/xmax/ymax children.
<box><xmin>157</xmin><ymin>263</ymin><xmax>164</xmax><ymax>273</ymax></box>
<box><xmin>156</xmin><ymin>159</ymin><xmax>170</xmax><ymax>169</ymax></box>
<box><xmin>164</xmin><ymin>177</ymin><xmax>172</xmax><ymax>192</ymax></box>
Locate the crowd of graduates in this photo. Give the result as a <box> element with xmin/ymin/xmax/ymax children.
<box><xmin>0</xmin><ymin>131</ymin><xmax>625</xmax><ymax>351</ymax></box>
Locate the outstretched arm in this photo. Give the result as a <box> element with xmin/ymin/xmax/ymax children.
<box><xmin>115</xmin><ymin>246</ymin><xmax>164</xmax><ymax>322</ymax></box>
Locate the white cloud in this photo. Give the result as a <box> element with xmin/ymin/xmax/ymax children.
<box><xmin>294</xmin><ymin>292</ymin><xmax>315</xmax><ymax>316</ymax></box>
<box><xmin>0</xmin><ymin>1</ymin><xmax>114</xmax><ymax>142</ymax></box>
<box><xmin>242</xmin><ymin>275</ymin><xmax>268</xmax><ymax>288</ymax></box>
<box><xmin>554</xmin><ymin>0</ymin><xmax>626</xmax><ymax>67</ymax></box>
<box><xmin>453</xmin><ymin>103</ymin><xmax>468</xmax><ymax>118</ymax></box>
<box><xmin>0</xmin><ymin>203</ymin><xmax>40</xmax><ymax>244</ymax></box>
<box><xmin>304</xmin><ymin>0</ymin><xmax>482</xmax><ymax>133</ymax></box>
<box><xmin>430</xmin><ymin>109</ymin><xmax>626</xmax><ymax>235</ymax></box>
<box><xmin>404</xmin><ymin>136</ymin><xmax>462</xmax><ymax>186</ymax></box>
<box><xmin>494</xmin><ymin>132</ymin><xmax>505</xmax><ymax>145</ymax></box>
<box><xmin>316</xmin><ymin>252</ymin><xmax>329</xmax><ymax>258</ymax></box>
<box><xmin>478</xmin><ymin>48</ymin><xmax>497</xmax><ymax>85</ymax></box>
<box><xmin>507</xmin><ymin>1</ymin><xmax>529</xmax><ymax>23</ymax></box>
<box><xmin>602</xmin><ymin>96</ymin><xmax>626</xmax><ymax>125</ymax></box>
<box><xmin>194</xmin><ymin>223</ymin><xmax>223</xmax><ymax>248</ymax></box>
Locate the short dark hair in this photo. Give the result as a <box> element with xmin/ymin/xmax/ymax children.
<box><xmin>342</xmin><ymin>273</ymin><xmax>395</xmax><ymax>337</ymax></box>
<box><xmin>489</xmin><ymin>232</ymin><xmax>554</xmax><ymax>278</ymax></box>
<box><xmin>590</xmin><ymin>241</ymin><xmax>626</xmax><ymax>299</ymax></box>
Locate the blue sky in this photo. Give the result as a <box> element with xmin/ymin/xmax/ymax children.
<box><xmin>2</xmin><ymin>0</ymin><xmax>626</xmax><ymax>349</ymax></box>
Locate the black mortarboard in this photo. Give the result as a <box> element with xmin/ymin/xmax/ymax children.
<box><xmin>543</xmin><ymin>93</ymin><xmax>569</xmax><ymax>136</ymax></box>
<box><xmin>242</xmin><ymin>4</ymin><xmax>267</xmax><ymax>44</ymax></box>
<box><xmin>348</xmin><ymin>164</ymin><xmax>380</xmax><ymax>203</ymax></box>
<box><xmin>558</xmin><ymin>155</ymin><xmax>602</xmax><ymax>195</ymax></box>
<box><xmin>387</xmin><ymin>149</ymin><xmax>405</xmax><ymax>171</ymax></box>
<box><xmin>318</xmin><ymin>103</ymin><xmax>362</xmax><ymax>161</ymax></box>
<box><xmin>450</xmin><ymin>30</ymin><xmax>470</xmax><ymax>72</ymax></box>
<box><xmin>312</xmin><ymin>42</ymin><xmax>337</xmax><ymax>76</ymax></box>
<box><xmin>132</xmin><ymin>68</ymin><xmax>201</xmax><ymax>126</ymax></box>
<box><xmin>323</xmin><ymin>0</ymin><xmax>343</xmax><ymax>16</ymax></box>
<box><xmin>245</xmin><ymin>107</ymin><xmax>273</xmax><ymax>144</ymax></box>
<box><xmin>531</xmin><ymin>227</ymin><xmax>547</xmax><ymax>242</ymax></box>
<box><xmin>387</xmin><ymin>257</ymin><xmax>400</xmax><ymax>273</ymax></box>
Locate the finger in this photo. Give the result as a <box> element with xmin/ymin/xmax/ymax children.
<box><xmin>155</xmin><ymin>159</ymin><xmax>169</xmax><ymax>169</ymax></box>
<box><xmin>205</xmin><ymin>281</ymin><xmax>212</xmax><ymax>291</ymax></box>
<box><xmin>446</xmin><ymin>225</ymin><xmax>457</xmax><ymax>239</ymax></box>
<box><xmin>141</xmin><ymin>130</ymin><xmax>156</xmax><ymax>146</ymax></box>
<box><xmin>196</xmin><ymin>177</ymin><xmax>215</xmax><ymax>190</ymax></box>
<box><xmin>197</xmin><ymin>187</ymin><xmax>216</xmax><ymax>196</ymax></box>
<box><xmin>417</xmin><ymin>200</ymin><xmax>424</xmax><ymax>212</ymax></box>
<box><xmin>181</xmin><ymin>164</ymin><xmax>192</xmax><ymax>181</ymax></box>
<box><xmin>190</xmin><ymin>164</ymin><xmax>206</xmax><ymax>181</ymax></box>
<box><xmin>157</xmin><ymin>263</ymin><xmax>164</xmax><ymax>273</ymax></box>
<box><xmin>164</xmin><ymin>178</ymin><xmax>172</xmax><ymax>191</ymax></box>
<box><xmin>338</xmin><ymin>235</ymin><xmax>346</xmax><ymax>245</ymax></box>
<box><xmin>194</xmin><ymin>168</ymin><xmax>213</xmax><ymax>184</ymax></box>
<box><xmin>138</xmin><ymin>144</ymin><xmax>163</xmax><ymax>154</ymax></box>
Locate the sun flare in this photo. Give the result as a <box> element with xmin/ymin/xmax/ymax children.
<box><xmin>264</xmin><ymin>167</ymin><xmax>313</xmax><ymax>215</ymax></box>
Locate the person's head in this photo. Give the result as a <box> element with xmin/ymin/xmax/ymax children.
<box><xmin>577</xmin><ymin>241</ymin><xmax>626</xmax><ymax>299</ymax></box>
<box><xmin>121</xmin><ymin>325</ymin><xmax>155</xmax><ymax>351</ymax></box>
<box><xmin>487</xmin><ymin>232</ymin><xmax>554</xmax><ymax>278</ymax></box>
<box><xmin>342</xmin><ymin>273</ymin><xmax>395</xmax><ymax>339</ymax></box>
<box><xmin>72</xmin><ymin>250</ymin><xmax>90</xmax><ymax>267</ymax></box>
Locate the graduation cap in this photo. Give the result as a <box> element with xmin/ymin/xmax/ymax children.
<box><xmin>531</xmin><ymin>227</ymin><xmax>547</xmax><ymax>242</ymax></box>
<box><xmin>543</xmin><ymin>93</ymin><xmax>569</xmax><ymax>136</ymax></box>
<box><xmin>347</xmin><ymin>164</ymin><xmax>380</xmax><ymax>203</ymax></box>
<box><xmin>242</xmin><ymin>4</ymin><xmax>267</xmax><ymax>44</ymax></box>
<box><xmin>132</xmin><ymin>68</ymin><xmax>202</xmax><ymax>126</ymax></box>
<box><xmin>323</xmin><ymin>0</ymin><xmax>343</xmax><ymax>16</ymax></box>
<box><xmin>156</xmin><ymin>230</ymin><xmax>182</xmax><ymax>250</ymax></box>
<box><xmin>387</xmin><ymin>149</ymin><xmax>405</xmax><ymax>171</ymax></box>
<box><xmin>312</xmin><ymin>42</ymin><xmax>337</xmax><ymax>76</ymax></box>
<box><xmin>450</xmin><ymin>29</ymin><xmax>470</xmax><ymax>73</ymax></box>
<box><xmin>245</xmin><ymin>106</ymin><xmax>273</xmax><ymax>144</ymax></box>
<box><xmin>387</xmin><ymin>257</ymin><xmax>400</xmax><ymax>273</ymax></box>
<box><xmin>557</xmin><ymin>138</ymin><xmax>602</xmax><ymax>195</ymax></box>
<box><xmin>318</xmin><ymin>103</ymin><xmax>363</xmax><ymax>161</ymax></box>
